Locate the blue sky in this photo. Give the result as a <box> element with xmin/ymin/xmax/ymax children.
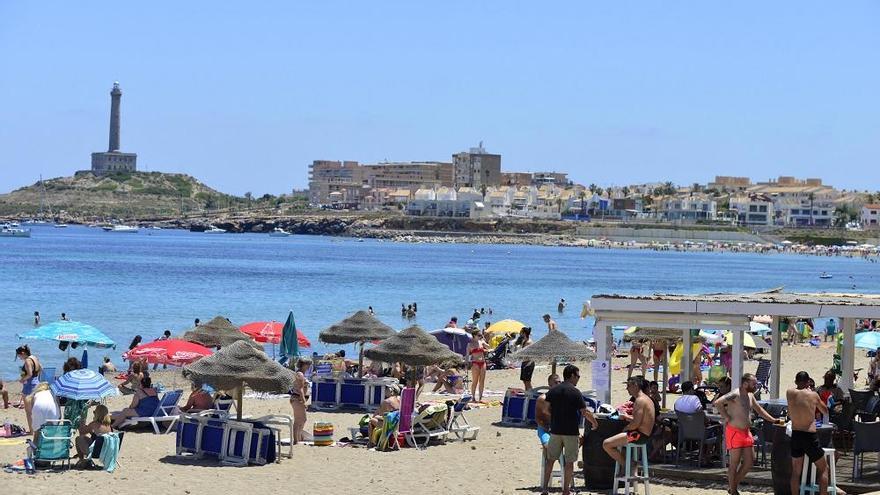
<box><xmin>1</xmin><ymin>2</ymin><xmax>878</xmax><ymax>195</ymax></box>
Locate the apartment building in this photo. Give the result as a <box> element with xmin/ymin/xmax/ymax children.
<box><xmin>453</xmin><ymin>144</ymin><xmax>501</xmax><ymax>189</ymax></box>
<box><xmin>730</xmin><ymin>194</ymin><xmax>775</xmax><ymax>226</ymax></box>
<box><xmin>862</xmin><ymin>204</ymin><xmax>880</xmax><ymax>229</ymax></box>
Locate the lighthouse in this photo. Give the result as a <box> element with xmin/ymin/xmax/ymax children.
<box><xmin>91</xmin><ymin>81</ymin><xmax>137</xmax><ymax>174</ymax></box>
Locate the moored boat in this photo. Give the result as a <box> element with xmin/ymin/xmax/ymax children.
<box><xmin>268</xmin><ymin>227</ymin><xmax>290</xmax><ymax>237</ymax></box>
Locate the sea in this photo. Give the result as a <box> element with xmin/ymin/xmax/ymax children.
<box><xmin>2</xmin><ymin>224</ymin><xmax>878</xmax><ymax>380</ymax></box>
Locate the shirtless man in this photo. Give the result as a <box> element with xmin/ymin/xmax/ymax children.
<box><xmin>788</xmin><ymin>371</ymin><xmax>830</xmax><ymax>495</ymax></box>
<box><xmin>543</xmin><ymin>314</ymin><xmax>558</xmax><ymax>332</ymax></box>
<box><xmin>535</xmin><ymin>373</ymin><xmax>561</xmax><ymax>486</ymax></box>
<box><xmin>603</xmin><ymin>376</ymin><xmax>655</xmax><ymax>468</ymax></box>
<box><xmin>714</xmin><ymin>373</ymin><xmax>783</xmax><ymax>495</ymax></box>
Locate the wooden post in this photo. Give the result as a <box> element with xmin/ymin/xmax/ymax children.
<box><xmin>681</xmin><ymin>329</ymin><xmax>692</xmax><ymax>384</ymax></box>
<box><xmin>732</xmin><ymin>327</ymin><xmax>744</xmax><ymax>390</ymax></box>
<box><xmin>661</xmin><ymin>344</ymin><xmax>669</xmax><ymax>408</ymax></box>
<box><xmin>840</xmin><ymin>318</ymin><xmax>855</xmax><ymax>394</ymax></box>
<box><xmin>770</xmin><ymin>316</ymin><xmax>781</xmax><ymax>399</ymax></box>
<box><xmin>236</xmin><ymin>386</ymin><xmax>243</xmax><ymax>421</ymax></box>
<box><xmin>358</xmin><ymin>342</ymin><xmax>365</xmax><ymax>378</ymax></box>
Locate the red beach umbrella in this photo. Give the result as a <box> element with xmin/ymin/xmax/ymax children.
<box><xmin>240</xmin><ymin>321</ymin><xmax>311</xmax><ymax>348</ymax></box>
<box><xmin>123</xmin><ymin>339</ymin><xmax>213</xmax><ymax>366</ymax></box>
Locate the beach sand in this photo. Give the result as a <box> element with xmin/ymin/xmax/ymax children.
<box><xmin>0</xmin><ymin>342</ymin><xmax>869</xmax><ymax>495</ymax></box>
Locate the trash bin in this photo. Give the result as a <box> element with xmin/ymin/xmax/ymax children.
<box><xmin>582</xmin><ymin>417</ymin><xmax>627</xmax><ymax>491</ymax></box>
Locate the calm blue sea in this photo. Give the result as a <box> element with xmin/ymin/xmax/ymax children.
<box><xmin>2</xmin><ymin>224</ymin><xmax>877</xmax><ymax>380</ymax></box>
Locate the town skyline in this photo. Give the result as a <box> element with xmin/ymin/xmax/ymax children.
<box><xmin>2</xmin><ymin>2</ymin><xmax>878</xmax><ymax>196</ymax></box>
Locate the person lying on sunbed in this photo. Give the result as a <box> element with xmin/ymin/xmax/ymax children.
<box><xmin>75</xmin><ymin>404</ymin><xmax>112</xmax><ymax>468</ymax></box>
<box><xmin>368</xmin><ymin>384</ymin><xmax>401</xmax><ymax>444</ymax></box>
<box><xmin>110</xmin><ymin>374</ymin><xmax>159</xmax><ymax>428</ymax></box>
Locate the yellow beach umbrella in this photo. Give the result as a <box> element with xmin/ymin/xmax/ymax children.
<box><xmin>485</xmin><ymin>319</ymin><xmax>527</xmax><ymax>335</ymax></box>
<box><xmin>724</xmin><ymin>331</ymin><xmax>757</xmax><ymax>349</ymax></box>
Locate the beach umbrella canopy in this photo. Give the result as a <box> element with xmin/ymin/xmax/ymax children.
<box><xmin>240</xmin><ymin>320</ymin><xmax>311</xmax><ymax>348</ymax></box>
<box><xmin>511</xmin><ymin>330</ymin><xmax>596</xmax><ymax>373</ymax></box>
<box><xmin>429</xmin><ymin>328</ymin><xmax>471</xmax><ymax>356</ymax></box>
<box><xmin>50</xmin><ymin>369</ymin><xmax>118</xmax><ymax>400</ymax></box>
<box><xmin>364</xmin><ymin>325</ymin><xmax>464</xmax><ymax>367</ymax></box>
<box><xmin>623</xmin><ymin>327</ymin><xmax>682</xmax><ymax>341</ymax></box>
<box><xmin>17</xmin><ymin>321</ymin><xmax>116</xmax><ymax>349</ymax></box>
<box><xmin>279</xmin><ymin>312</ymin><xmax>301</xmax><ymax>359</ymax></box>
<box><xmin>318</xmin><ymin>310</ymin><xmax>396</xmax><ymax>344</ymax></box>
<box><xmin>854</xmin><ymin>331</ymin><xmax>880</xmax><ymax>350</ymax></box>
<box><xmin>749</xmin><ymin>321</ymin><xmax>772</xmax><ymax>335</ymax></box>
<box><xmin>182</xmin><ymin>340</ymin><xmax>296</xmax><ymax>419</ymax></box>
<box><xmin>485</xmin><ymin>319</ymin><xmax>527</xmax><ymax>335</ymax></box>
<box><xmin>181</xmin><ymin>316</ymin><xmax>254</xmax><ymax>349</ymax></box>
<box><xmin>123</xmin><ymin>339</ymin><xmax>213</xmax><ymax>366</ymax></box>
<box><xmin>723</xmin><ymin>331</ymin><xmax>759</xmax><ymax>349</ymax></box>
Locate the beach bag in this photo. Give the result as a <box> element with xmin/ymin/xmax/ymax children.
<box><xmin>358</xmin><ymin>415</ymin><xmax>370</xmax><ymax>437</ymax></box>
<box><xmin>313</xmin><ymin>422</ymin><xmax>334</xmax><ymax>446</ymax></box>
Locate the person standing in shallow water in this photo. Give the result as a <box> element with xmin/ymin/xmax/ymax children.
<box><xmin>33</xmin><ymin>311</ymin><xmax>40</xmax><ymax>325</ymax></box>
<box><xmin>543</xmin><ymin>314</ymin><xmax>558</xmax><ymax>332</ymax></box>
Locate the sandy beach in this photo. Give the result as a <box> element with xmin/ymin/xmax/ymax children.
<box><xmin>0</xmin><ymin>342</ymin><xmax>871</xmax><ymax>495</ymax></box>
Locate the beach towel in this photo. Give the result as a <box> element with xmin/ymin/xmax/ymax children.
<box><xmin>376</xmin><ymin>411</ymin><xmax>400</xmax><ymax>451</ymax></box>
<box><xmin>88</xmin><ymin>432</ymin><xmax>120</xmax><ymax>473</ymax></box>
<box><xmin>63</xmin><ymin>399</ymin><xmax>89</xmax><ymax>427</ymax></box>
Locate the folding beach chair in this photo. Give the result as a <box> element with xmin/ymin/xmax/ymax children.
<box><xmin>447</xmin><ymin>395</ymin><xmax>480</xmax><ymax>441</ymax></box>
<box><xmin>409</xmin><ymin>403</ymin><xmax>449</xmax><ymax>448</ymax></box>
<box><xmin>396</xmin><ymin>387</ymin><xmax>417</xmax><ymax>449</ymax></box>
<box><xmin>27</xmin><ymin>419</ymin><xmax>73</xmax><ymax>470</ymax></box>
<box><xmin>120</xmin><ymin>389</ymin><xmax>183</xmax><ymax>434</ymax></box>
<box><xmin>754</xmin><ymin>359</ymin><xmax>771</xmax><ymax>394</ymax></box>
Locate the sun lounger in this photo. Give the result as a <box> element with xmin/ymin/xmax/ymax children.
<box><xmin>447</xmin><ymin>395</ymin><xmax>480</xmax><ymax>441</ymax></box>
<box><xmin>120</xmin><ymin>389</ymin><xmax>183</xmax><ymax>434</ymax></box>
<box><xmin>252</xmin><ymin>414</ymin><xmax>294</xmax><ymax>459</ymax></box>
<box><xmin>27</xmin><ymin>419</ymin><xmax>72</xmax><ymax>470</ymax></box>
<box><xmin>176</xmin><ymin>412</ymin><xmax>225</xmax><ymax>459</ymax></box>
<box><xmin>408</xmin><ymin>403</ymin><xmax>449</xmax><ymax>448</ymax></box>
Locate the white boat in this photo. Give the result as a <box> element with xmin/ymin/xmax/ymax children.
<box><xmin>204</xmin><ymin>226</ymin><xmax>226</xmax><ymax>234</ymax></box>
<box><xmin>54</xmin><ymin>223</ymin><xmax>68</xmax><ymax>228</ymax></box>
<box><xmin>819</xmin><ymin>272</ymin><xmax>833</xmax><ymax>279</ymax></box>
<box><xmin>110</xmin><ymin>225</ymin><xmax>139</xmax><ymax>233</ymax></box>
<box><xmin>268</xmin><ymin>228</ymin><xmax>290</xmax><ymax>237</ymax></box>
<box><xmin>0</xmin><ymin>227</ymin><xmax>31</xmax><ymax>238</ymax></box>
<box><xmin>149</xmin><ymin>226</ymin><xmax>162</xmax><ymax>230</ymax></box>
<box><xmin>9</xmin><ymin>222</ymin><xmax>20</xmax><ymax>228</ymax></box>
<box><xmin>101</xmin><ymin>225</ymin><xmax>114</xmax><ymax>231</ymax></box>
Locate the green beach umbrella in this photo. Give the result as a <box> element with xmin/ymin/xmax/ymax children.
<box><xmin>280</xmin><ymin>311</ymin><xmax>299</xmax><ymax>361</ymax></box>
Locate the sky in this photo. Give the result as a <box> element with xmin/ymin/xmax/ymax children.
<box><xmin>1</xmin><ymin>2</ymin><xmax>878</xmax><ymax>196</ymax></box>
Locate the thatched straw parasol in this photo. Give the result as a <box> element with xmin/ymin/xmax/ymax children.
<box><xmin>182</xmin><ymin>340</ymin><xmax>296</xmax><ymax>419</ymax></box>
<box><xmin>364</xmin><ymin>325</ymin><xmax>464</xmax><ymax>367</ymax></box>
<box><xmin>511</xmin><ymin>330</ymin><xmax>596</xmax><ymax>374</ymax></box>
<box><xmin>181</xmin><ymin>316</ymin><xmax>255</xmax><ymax>349</ymax></box>
<box><xmin>319</xmin><ymin>310</ymin><xmax>396</xmax><ymax>377</ymax></box>
<box><xmin>623</xmin><ymin>327</ymin><xmax>682</xmax><ymax>341</ymax></box>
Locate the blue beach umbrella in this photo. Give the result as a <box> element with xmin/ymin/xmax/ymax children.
<box><xmin>17</xmin><ymin>321</ymin><xmax>116</xmax><ymax>349</ymax></box>
<box><xmin>854</xmin><ymin>331</ymin><xmax>880</xmax><ymax>350</ymax></box>
<box><xmin>50</xmin><ymin>369</ymin><xmax>119</xmax><ymax>400</ymax></box>
<box><xmin>279</xmin><ymin>311</ymin><xmax>300</xmax><ymax>362</ymax></box>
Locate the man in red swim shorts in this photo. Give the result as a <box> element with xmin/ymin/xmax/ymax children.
<box><xmin>715</xmin><ymin>373</ymin><xmax>784</xmax><ymax>495</ymax></box>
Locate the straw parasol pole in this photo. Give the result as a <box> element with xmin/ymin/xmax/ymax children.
<box><xmin>319</xmin><ymin>310</ymin><xmax>396</xmax><ymax>377</ymax></box>
<box><xmin>182</xmin><ymin>340</ymin><xmax>296</xmax><ymax>420</ymax></box>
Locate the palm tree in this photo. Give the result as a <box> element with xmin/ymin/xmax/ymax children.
<box><xmin>589</xmin><ymin>183</ymin><xmax>598</xmax><ymax>194</ymax></box>
<box><xmin>662</xmin><ymin>181</ymin><xmax>676</xmax><ymax>195</ymax></box>
<box><xmin>621</xmin><ymin>186</ymin><xmax>630</xmax><ymax>197</ymax></box>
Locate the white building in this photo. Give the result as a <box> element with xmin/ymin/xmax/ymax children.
<box><xmin>658</xmin><ymin>195</ymin><xmax>717</xmax><ymax>222</ymax></box>
<box><xmin>730</xmin><ymin>194</ymin><xmax>774</xmax><ymax>226</ymax></box>
<box><xmin>862</xmin><ymin>204</ymin><xmax>880</xmax><ymax>229</ymax></box>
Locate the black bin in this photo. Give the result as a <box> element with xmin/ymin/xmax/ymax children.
<box><xmin>582</xmin><ymin>418</ymin><xmax>627</xmax><ymax>491</ymax></box>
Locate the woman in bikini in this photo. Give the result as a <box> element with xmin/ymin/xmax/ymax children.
<box><xmin>16</xmin><ymin>345</ymin><xmax>41</xmax><ymax>407</ymax></box>
<box><xmin>467</xmin><ymin>329</ymin><xmax>489</xmax><ymax>402</ymax></box>
<box><xmin>289</xmin><ymin>358</ymin><xmax>311</xmax><ymax>444</ymax></box>
<box><xmin>651</xmin><ymin>339</ymin><xmax>667</xmax><ymax>382</ymax></box>
<box><xmin>627</xmin><ymin>340</ymin><xmax>647</xmax><ymax>380</ymax></box>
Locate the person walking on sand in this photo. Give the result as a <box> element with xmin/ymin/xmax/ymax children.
<box><xmin>603</xmin><ymin>376</ymin><xmax>654</xmax><ymax>480</ymax></box>
<box><xmin>651</xmin><ymin>339</ymin><xmax>667</xmax><ymax>382</ymax></box>
<box><xmin>543</xmin><ymin>314</ymin><xmax>558</xmax><ymax>332</ymax></box>
<box><xmin>289</xmin><ymin>358</ymin><xmax>312</xmax><ymax>444</ymax></box>
<box><xmin>788</xmin><ymin>372</ymin><xmax>830</xmax><ymax>495</ymax></box>
<box><xmin>715</xmin><ymin>373</ymin><xmax>784</xmax><ymax>495</ymax></box>
<box><xmin>544</xmin><ymin>365</ymin><xmax>598</xmax><ymax>495</ymax></box>
<box><xmin>516</xmin><ymin>327</ymin><xmax>535</xmax><ymax>390</ymax></box>
<box><xmin>627</xmin><ymin>340</ymin><xmax>647</xmax><ymax>381</ymax></box>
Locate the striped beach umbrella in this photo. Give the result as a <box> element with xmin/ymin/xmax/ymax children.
<box><xmin>50</xmin><ymin>369</ymin><xmax>119</xmax><ymax>400</ymax></box>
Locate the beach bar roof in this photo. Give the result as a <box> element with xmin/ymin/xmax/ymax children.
<box><xmin>590</xmin><ymin>289</ymin><xmax>880</xmax><ymax>405</ymax></box>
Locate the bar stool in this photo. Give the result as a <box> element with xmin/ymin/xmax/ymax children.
<box><xmin>539</xmin><ymin>450</ymin><xmax>563</xmax><ymax>490</ymax></box>
<box><xmin>613</xmin><ymin>443</ymin><xmax>651</xmax><ymax>495</ymax></box>
<box><xmin>799</xmin><ymin>448</ymin><xmax>836</xmax><ymax>495</ymax></box>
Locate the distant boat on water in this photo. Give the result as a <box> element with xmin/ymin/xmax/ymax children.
<box><xmin>1</xmin><ymin>225</ymin><xmax>31</xmax><ymax>238</ymax></box>
<box><xmin>204</xmin><ymin>226</ymin><xmax>226</xmax><ymax>234</ymax></box>
<box><xmin>109</xmin><ymin>225</ymin><xmax>139</xmax><ymax>233</ymax></box>
<box><xmin>819</xmin><ymin>272</ymin><xmax>832</xmax><ymax>279</ymax></box>
<box><xmin>268</xmin><ymin>228</ymin><xmax>290</xmax><ymax>237</ymax></box>
<box><xmin>54</xmin><ymin>223</ymin><xmax>68</xmax><ymax>228</ymax></box>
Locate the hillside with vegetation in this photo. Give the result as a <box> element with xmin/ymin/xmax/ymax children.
<box><xmin>0</xmin><ymin>171</ymin><xmax>305</xmax><ymax>219</ymax></box>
